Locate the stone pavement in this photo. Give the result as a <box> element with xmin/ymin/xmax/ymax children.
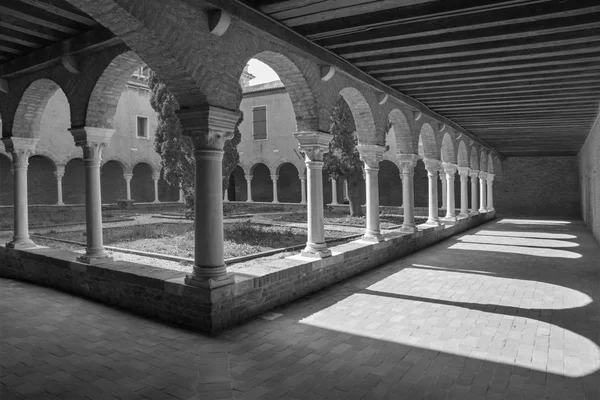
<box><xmin>1</xmin><ymin>218</ymin><xmax>599</xmax><ymax>399</ymax></box>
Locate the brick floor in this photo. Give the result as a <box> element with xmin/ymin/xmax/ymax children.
<box><xmin>1</xmin><ymin>218</ymin><xmax>599</xmax><ymax>399</ymax></box>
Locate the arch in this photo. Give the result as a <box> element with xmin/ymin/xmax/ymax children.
<box><xmin>250</xmin><ymin>163</ymin><xmax>273</xmax><ymax>202</ymax></box>
<box><xmin>493</xmin><ymin>157</ymin><xmax>504</xmax><ymax>180</ymax></box>
<box><xmin>418</xmin><ymin>123</ymin><xmax>438</xmax><ymax>159</ymax></box>
<box><xmin>0</xmin><ymin>152</ymin><xmax>13</xmax><ymax>206</ymax></box>
<box><xmin>229</xmin><ymin>165</ymin><xmax>247</xmax><ymax>201</ymax></box>
<box><xmin>101</xmin><ymin>160</ymin><xmax>126</xmax><ymax>204</ymax></box>
<box><xmin>249</xmin><ymin>161</ymin><xmax>272</xmax><ymax>175</ymax></box>
<box><xmin>12</xmin><ymin>79</ymin><xmax>67</xmax><ymax>138</ymax></box>
<box><xmin>27</xmin><ymin>155</ymin><xmax>57</xmax><ymax>205</ymax></box>
<box><xmin>85</xmin><ymin>51</ymin><xmax>143</xmax><ymax>129</ymax></box>
<box><xmin>379</xmin><ymin>160</ymin><xmax>402</xmax><ymax>206</ymax></box>
<box><xmin>250</xmin><ymin>51</ymin><xmax>319</xmax><ymax>132</ymax></box>
<box><xmin>457</xmin><ymin>141</ymin><xmax>469</xmax><ymax>168</ymax></box>
<box><xmin>131</xmin><ymin>162</ymin><xmax>155</xmax><ymax>202</ymax></box>
<box><xmin>470</xmin><ymin>147</ymin><xmax>480</xmax><ymax>170</ymax></box>
<box><xmin>389</xmin><ymin>108</ymin><xmax>415</xmax><ymax>154</ymax></box>
<box><xmin>441</xmin><ymin>133</ymin><xmax>456</xmax><ymax>164</ymax></box>
<box><xmin>487</xmin><ymin>154</ymin><xmax>495</xmax><ymax>174</ymax></box>
<box><xmin>101</xmin><ymin>158</ymin><xmax>129</xmax><ymax>174</ymax></box>
<box><xmin>480</xmin><ymin>150</ymin><xmax>488</xmax><ymax>172</ymax></box>
<box><xmin>339</xmin><ymin>87</ymin><xmax>376</xmax><ymax>144</ymax></box>
<box><xmin>63</xmin><ymin>158</ymin><xmax>85</xmax><ymax>204</ymax></box>
<box><xmin>277</xmin><ymin>162</ymin><xmax>301</xmax><ymax>203</ymax></box>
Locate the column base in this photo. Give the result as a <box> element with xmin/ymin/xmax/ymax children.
<box><xmin>469</xmin><ymin>210</ymin><xmax>480</xmax><ymax>216</ymax></box>
<box><xmin>426</xmin><ymin>218</ymin><xmax>441</xmax><ymax>226</ymax></box>
<box><xmin>246</xmin><ymin>200</ymin><xmax>253</xmax><ymax>203</ymax></box>
<box><xmin>478</xmin><ymin>208</ymin><xmax>488</xmax><ymax>213</ymax></box>
<box><xmin>77</xmin><ymin>253</ymin><xmax>113</xmax><ymax>265</ymax></box>
<box><xmin>401</xmin><ymin>224</ymin><xmax>418</xmax><ymax>233</ymax></box>
<box><xmin>56</xmin><ymin>202</ymin><xmax>65</xmax><ymax>206</ymax></box>
<box><xmin>301</xmin><ymin>242</ymin><xmax>332</xmax><ymax>258</ymax></box>
<box><xmin>458</xmin><ymin>213</ymin><xmax>469</xmax><ymax>219</ymax></box>
<box><xmin>272</xmin><ymin>201</ymin><xmax>279</xmax><ymax>204</ymax></box>
<box><xmin>362</xmin><ymin>232</ymin><xmax>384</xmax><ymax>242</ymax></box>
<box><xmin>6</xmin><ymin>238</ymin><xmax>36</xmax><ymax>249</ymax></box>
<box><xmin>185</xmin><ymin>272</ymin><xmax>234</xmax><ymax>289</ymax></box>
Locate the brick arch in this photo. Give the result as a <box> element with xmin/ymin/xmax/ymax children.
<box><xmin>12</xmin><ymin>79</ymin><xmax>67</xmax><ymax>138</ymax></box>
<box><xmin>250</xmin><ymin>162</ymin><xmax>271</xmax><ymax>175</ymax></box>
<box><xmin>418</xmin><ymin>123</ymin><xmax>438</xmax><ymax>159</ymax></box>
<box><xmin>339</xmin><ymin>87</ymin><xmax>376</xmax><ymax>145</ymax></box>
<box><xmin>101</xmin><ymin>157</ymin><xmax>131</xmax><ymax>175</ymax></box>
<box><xmin>493</xmin><ymin>157</ymin><xmax>503</xmax><ymax>180</ymax></box>
<box><xmin>275</xmin><ymin>160</ymin><xmax>302</xmax><ymax>175</ymax></box>
<box><xmin>251</xmin><ymin>51</ymin><xmax>320</xmax><ymax>132</ymax></box>
<box><xmin>457</xmin><ymin>140</ymin><xmax>469</xmax><ymax>168</ymax></box>
<box><xmin>470</xmin><ymin>147</ymin><xmax>480</xmax><ymax>170</ymax></box>
<box><xmin>479</xmin><ymin>150</ymin><xmax>488</xmax><ymax>172</ymax></box>
<box><xmin>389</xmin><ymin>108</ymin><xmax>415</xmax><ymax>154</ymax></box>
<box><xmin>487</xmin><ymin>154</ymin><xmax>495</xmax><ymax>174</ymax></box>
<box><xmin>441</xmin><ymin>133</ymin><xmax>457</xmax><ymax>164</ymax></box>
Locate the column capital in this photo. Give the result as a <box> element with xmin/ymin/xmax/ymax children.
<box><xmin>442</xmin><ymin>162</ymin><xmax>458</xmax><ymax>175</ymax></box>
<box><xmin>152</xmin><ymin>172</ymin><xmax>160</xmax><ymax>181</ymax></box>
<box><xmin>293</xmin><ymin>131</ymin><xmax>332</xmax><ymax>161</ymax></box>
<box><xmin>245</xmin><ymin>173</ymin><xmax>253</xmax><ymax>181</ymax></box>
<box><xmin>299</xmin><ymin>175</ymin><xmax>306</xmax><ymax>182</ymax></box>
<box><xmin>2</xmin><ymin>137</ymin><xmax>38</xmax><ymax>169</ymax></box>
<box><xmin>423</xmin><ymin>158</ymin><xmax>442</xmax><ymax>173</ymax></box>
<box><xmin>270</xmin><ymin>174</ymin><xmax>278</xmax><ymax>181</ymax></box>
<box><xmin>398</xmin><ymin>153</ymin><xmax>419</xmax><ymax>173</ymax></box>
<box><xmin>486</xmin><ymin>173</ymin><xmax>495</xmax><ymax>182</ymax></box>
<box><xmin>69</xmin><ymin>127</ymin><xmax>114</xmax><ymax>162</ymax></box>
<box><xmin>479</xmin><ymin>171</ymin><xmax>488</xmax><ymax>179</ymax></box>
<box><xmin>54</xmin><ymin>165</ymin><xmax>65</xmax><ymax>179</ymax></box>
<box><xmin>469</xmin><ymin>169</ymin><xmax>480</xmax><ymax>178</ymax></box>
<box><xmin>123</xmin><ymin>173</ymin><xmax>133</xmax><ymax>181</ymax></box>
<box><xmin>457</xmin><ymin>166</ymin><xmax>471</xmax><ymax>177</ymax></box>
<box><xmin>357</xmin><ymin>144</ymin><xmax>385</xmax><ymax>169</ymax></box>
<box><xmin>176</xmin><ymin>106</ymin><xmax>240</xmax><ymax>150</ymax></box>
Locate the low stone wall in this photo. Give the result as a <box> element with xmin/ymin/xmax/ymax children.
<box><xmin>0</xmin><ymin>211</ymin><xmax>495</xmax><ymax>333</ymax></box>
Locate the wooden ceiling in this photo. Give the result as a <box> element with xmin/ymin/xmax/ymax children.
<box><xmin>248</xmin><ymin>0</ymin><xmax>600</xmax><ymax>156</ymax></box>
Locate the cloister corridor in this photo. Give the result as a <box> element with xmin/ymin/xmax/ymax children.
<box><xmin>1</xmin><ymin>218</ymin><xmax>598</xmax><ymax>400</ymax></box>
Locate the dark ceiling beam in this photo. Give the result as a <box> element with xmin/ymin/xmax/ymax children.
<box><xmin>0</xmin><ymin>42</ymin><xmax>24</xmax><ymax>55</ymax></box>
<box><xmin>416</xmin><ymin>85</ymin><xmax>600</xmax><ymax>102</ymax></box>
<box><xmin>18</xmin><ymin>0</ymin><xmax>97</xmax><ymax>26</ymax></box>
<box><xmin>0</xmin><ymin>18</ymin><xmax>63</xmax><ymax>42</ymax></box>
<box><xmin>0</xmin><ymin>2</ymin><xmax>80</xmax><ymax>35</ymax></box>
<box><xmin>0</xmin><ymin>31</ymin><xmax>44</xmax><ymax>48</ymax></box>
<box><xmin>423</xmin><ymin>89</ymin><xmax>600</xmax><ymax>105</ymax></box>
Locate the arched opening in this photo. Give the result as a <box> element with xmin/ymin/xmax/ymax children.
<box><xmin>0</xmin><ymin>153</ymin><xmax>13</xmax><ymax>206</ymax></box>
<box><xmin>101</xmin><ymin>161</ymin><xmax>126</xmax><ymax>204</ymax></box>
<box><xmin>441</xmin><ymin>133</ymin><xmax>456</xmax><ymax>164</ymax></box>
<box><xmin>250</xmin><ymin>163</ymin><xmax>272</xmax><ymax>202</ymax></box>
<box><xmin>28</xmin><ymin>156</ymin><xmax>56</xmax><ymax>205</ymax></box>
<box><xmin>230</xmin><ymin>165</ymin><xmax>247</xmax><ymax>201</ymax></box>
<box><xmin>13</xmin><ymin>79</ymin><xmax>66</xmax><ymax>139</ymax></box>
<box><xmin>63</xmin><ymin>158</ymin><xmax>85</xmax><ymax>204</ymax></box>
<box><xmin>339</xmin><ymin>87</ymin><xmax>377</xmax><ymax>145</ymax></box>
<box><xmin>416</xmin><ymin>131</ymin><xmax>442</xmax><ymax>209</ymax></box>
<box><xmin>158</xmin><ymin>176</ymin><xmax>179</xmax><ymax>202</ymax></box>
<box><xmin>277</xmin><ymin>163</ymin><xmax>301</xmax><ymax>203</ymax></box>
<box><xmin>389</xmin><ymin>109</ymin><xmax>414</xmax><ymax>155</ymax></box>
<box><xmin>458</xmin><ymin>141</ymin><xmax>472</xmax><ymax>205</ymax></box>
<box><xmin>379</xmin><ymin>160</ymin><xmax>402</xmax><ymax>206</ymax></box>
<box><xmin>470</xmin><ymin>147</ymin><xmax>479</xmax><ymax>171</ymax></box>
<box><xmin>480</xmin><ymin>150</ymin><xmax>488</xmax><ymax>173</ymax></box>
<box><xmin>131</xmin><ymin>163</ymin><xmax>154</xmax><ymax>202</ymax></box>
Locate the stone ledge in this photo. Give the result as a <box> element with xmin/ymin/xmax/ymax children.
<box><xmin>0</xmin><ymin>211</ymin><xmax>495</xmax><ymax>333</ymax></box>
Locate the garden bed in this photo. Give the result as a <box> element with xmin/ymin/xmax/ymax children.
<box><xmin>271</xmin><ymin>210</ymin><xmax>426</xmax><ymax>228</ymax></box>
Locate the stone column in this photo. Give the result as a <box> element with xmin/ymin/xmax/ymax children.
<box><xmin>442</xmin><ymin>163</ymin><xmax>457</xmax><ymax>221</ymax></box>
<box><xmin>55</xmin><ymin>165</ymin><xmax>65</xmax><ymax>206</ymax></box>
<box><xmin>69</xmin><ymin>128</ymin><xmax>114</xmax><ymax>263</ymax></box>
<box><xmin>123</xmin><ymin>173</ymin><xmax>133</xmax><ymax>200</ymax></box>
<box><xmin>2</xmin><ymin>138</ymin><xmax>38</xmax><ymax>249</ymax></box>
<box><xmin>152</xmin><ymin>173</ymin><xmax>160</xmax><ymax>203</ymax></box>
<box><xmin>330</xmin><ymin>178</ymin><xmax>338</xmax><ymax>205</ymax></box>
<box><xmin>398</xmin><ymin>154</ymin><xmax>419</xmax><ymax>232</ymax></box>
<box><xmin>294</xmin><ymin>131</ymin><xmax>333</xmax><ymax>258</ymax></box>
<box><xmin>439</xmin><ymin>170</ymin><xmax>447</xmax><ymax>210</ymax></box>
<box><xmin>223</xmin><ymin>190</ymin><xmax>228</xmax><ymax>202</ymax></box>
<box><xmin>245</xmin><ymin>174</ymin><xmax>253</xmax><ymax>202</ymax></box>
<box><xmin>479</xmin><ymin>171</ymin><xmax>488</xmax><ymax>212</ymax></box>
<box><xmin>469</xmin><ymin>170</ymin><xmax>480</xmax><ymax>215</ymax></box>
<box><xmin>457</xmin><ymin>167</ymin><xmax>470</xmax><ymax>218</ymax></box>
<box><xmin>343</xmin><ymin>178</ymin><xmax>349</xmax><ymax>201</ymax></box>
<box><xmin>177</xmin><ymin>106</ymin><xmax>240</xmax><ymax>288</ymax></box>
<box><xmin>486</xmin><ymin>173</ymin><xmax>495</xmax><ymax>211</ymax></box>
<box><xmin>271</xmin><ymin>174</ymin><xmax>279</xmax><ymax>203</ymax></box>
<box><xmin>299</xmin><ymin>175</ymin><xmax>306</xmax><ymax>204</ymax></box>
<box><xmin>358</xmin><ymin>145</ymin><xmax>385</xmax><ymax>242</ymax></box>
<box><xmin>423</xmin><ymin>158</ymin><xmax>442</xmax><ymax>225</ymax></box>
<box><xmin>178</xmin><ymin>188</ymin><xmax>184</xmax><ymax>203</ymax></box>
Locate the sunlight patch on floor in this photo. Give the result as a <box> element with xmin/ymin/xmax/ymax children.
<box><xmin>449</xmin><ymin>242</ymin><xmax>582</xmax><ymax>258</ymax></box>
<box><xmin>476</xmin><ymin>230</ymin><xmax>577</xmax><ymax>240</ymax></box>
<box><xmin>458</xmin><ymin>234</ymin><xmax>579</xmax><ymax>248</ymax></box>
<box><xmin>498</xmin><ymin>219</ymin><xmax>572</xmax><ymax>225</ymax></box>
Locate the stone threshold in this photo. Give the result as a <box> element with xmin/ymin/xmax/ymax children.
<box><xmin>0</xmin><ymin>211</ymin><xmax>495</xmax><ymax>333</ymax></box>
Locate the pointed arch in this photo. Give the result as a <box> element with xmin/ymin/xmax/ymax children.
<box><xmin>339</xmin><ymin>87</ymin><xmax>376</xmax><ymax>145</ymax></box>
<box><xmin>479</xmin><ymin>150</ymin><xmax>488</xmax><ymax>172</ymax></box>
<box><xmin>418</xmin><ymin>123</ymin><xmax>438</xmax><ymax>159</ymax></box>
<box><xmin>389</xmin><ymin>108</ymin><xmax>415</xmax><ymax>154</ymax></box>
<box><xmin>470</xmin><ymin>147</ymin><xmax>479</xmax><ymax>170</ymax></box>
<box><xmin>12</xmin><ymin>79</ymin><xmax>68</xmax><ymax>138</ymax></box>
<box><xmin>457</xmin><ymin>141</ymin><xmax>469</xmax><ymax>168</ymax></box>
<box><xmin>441</xmin><ymin>133</ymin><xmax>456</xmax><ymax>164</ymax></box>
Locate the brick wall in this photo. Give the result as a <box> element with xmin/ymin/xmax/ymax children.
<box><xmin>63</xmin><ymin>158</ymin><xmax>85</xmax><ymax>205</ymax></box>
<box><xmin>495</xmin><ymin>156</ymin><xmax>580</xmax><ymax>218</ymax></box>
<box><xmin>0</xmin><ymin>155</ymin><xmax>13</xmax><ymax>206</ymax></box>
<box><xmin>28</xmin><ymin>156</ymin><xmax>56</xmax><ymax>204</ymax></box>
<box><xmin>579</xmin><ymin>117</ymin><xmax>600</xmax><ymax>243</ymax></box>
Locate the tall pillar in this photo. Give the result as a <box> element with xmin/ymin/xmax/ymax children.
<box><xmin>245</xmin><ymin>174</ymin><xmax>253</xmax><ymax>202</ymax></box>
<box><xmin>457</xmin><ymin>167</ymin><xmax>470</xmax><ymax>218</ymax></box>
<box><xmin>69</xmin><ymin>128</ymin><xmax>114</xmax><ymax>263</ymax></box>
<box><xmin>423</xmin><ymin>159</ymin><xmax>442</xmax><ymax>226</ymax></box>
<box><xmin>55</xmin><ymin>165</ymin><xmax>65</xmax><ymax>206</ymax></box>
<box><xmin>123</xmin><ymin>173</ymin><xmax>133</xmax><ymax>200</ymax></box>
<box><xmin>330</xmin><ymin>178</ymin><xmax>338</xmax><ymax>205</ymax></box>
<box><xmin>294</xmin><ymin>131</ymin><xmax>333</xmax><ymax>258</ymax></box>
<box><xmin>178</xmin><ymin>188</ymin><xmax>184</xmax><ymax>203</ymax></box>
<box><xmin>223</xmin><ymin>190</ymin><xmax>228</xmax><ymax>202</ymax></box>
<box><xmin>152</xmin><ymin>173</ymin><xmax>160</xmax><ymax>203</ymax></box>
<box><xmin>439</xmin><ymin>170</ymin><xmax>447</xmax><ymax>210</ymax></box>
<box><xmin>479</xmin><ymin>171</ymin><xmax>488</xmax><ymax>212</ymax></box>
<box><xmin>486</xmin><ymin>173</ymin><xmax>495</xmax><ymax>211</ymax></box>
<box><xmin>358</xmin><ymin>145</ymin><xmax>385</xmax><ymax>242</ymax></box>
<box><xmin>443</xmin><ymin>163</ymin><xmax>457</xmax><ymax>221</ymax></box>
<box><xmin>299</xmin><ymin>175</ymin><xmax>306</xmax><ymax>204</ymax></box>
<box><xmin>271</xmin><ymin>174</ymin><xmax>279</xmax><ymax>203</ymax></box>
<box><xmin>2</xmin><ymin>138</ymin><xmax>38</xmax><ymax>249</ymax></box>
<box><xmin>398</xmin><ymin>154</ymin><xmax>419</xmax><ymax>232</ymax></box>
<box><xmin>343</xmin><ymin>178</ymin><xmax>349</xmax><ymax>201</ymax></box>
<box><xmin>177</xmin><ymin>106</ymin><xmax>240</xmax><ymax>288</ymax></box>
<box><xmin>469</xmin><ymin>170</ymin><xmax>480</xmax><ymax>215</ymax></box>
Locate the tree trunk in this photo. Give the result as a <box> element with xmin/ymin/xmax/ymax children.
<box><xmin>347</xmin><ymin>169</ymin><xmax>364</xmax><ymax>217</ymax></box>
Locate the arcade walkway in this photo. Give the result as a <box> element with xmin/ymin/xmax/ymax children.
<box><xmin>1</xmin><ymin>218</ymin><xmax>599</xmax><ymax>400</ymax></box>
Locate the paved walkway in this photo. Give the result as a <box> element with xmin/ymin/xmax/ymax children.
<box><xmin>1</xmin><ymin>218</ymin><xmax>599</xmax><ymax>399</ymax></box>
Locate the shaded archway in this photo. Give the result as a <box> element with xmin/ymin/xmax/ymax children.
<box><xmin>379</xmin><ymin>160</ymin><xmax>402</xmax><ymax>206</ymax></box>
<box><xmin>131</xmin><ymin>163</ymin><xmax>154</xmax><ymax>202</ymax></box>
<box><xmin>0</xmin><ymin>153</ymin><xmax>13</xmax><ymax>206</ymax></box>
<box><xmin>229</xmin><ymin>165</ymin><xmax>247</xmax><ymax>201</ymax></box>
<box><xmin>389</xmin><ymin>109</ymin><xmax>415</xmax><ymax>155</ymax></box>
<box><xmin>101</xmin><ymin>160</ymin><xmax>126</xmax><ymax>204</ymax></box>
<box><xmin>250</xmin><ymin>163</ymin><xmax>272</xmax><ymax>202</ymax></box>
<box><xmin>13</xmin><ymin>79</ymin><xmax>66</xmax><ymax>138</ymax></box>
<box><xmin>28</xmin><ymin>155</ymin><xmax>56</xmax><ymax>205</ymax></box>
<box><xmin>63</xmin><ymin>158</ymin><xmax>85</xmax><ymax>204</ymax></box>
<box><xmin>277</xmin><ymin>163</ymin><xmax>301</xmax><ymax>203</ymax></box>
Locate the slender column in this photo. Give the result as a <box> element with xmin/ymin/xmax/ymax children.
<box><xmin>223</xmin><ymin>190</ymin><xmax>228</xmax><ymax>202</ymax></box>
<box><xmin>479</xmin><ymin>171</ymin><xmax>488</xmax><ymax>212</ymax></box>
<box><xmin>423</xmin><ymin>159</ymin><xmax>442</xmax><ymax>225</ymax></box>
<box><xmin>299</xmin><ymin>175</ymin><xmax>307</xmax><ymax>204</ymax></box>
<box><xmin>69</xmin><ymin>128</ymin><xmax>114</xmax><ymax>263</ymax></box>
<box><xmin>271</xmin><ymin>174</ymin><xmax>279</xmax><ymax>203</ymax></box>
<box><xmin>343</xmin><ymin>179</ymin><xmax>349</xmax><ymax>201</ymax></box>
<box><xmin>469</xmin><ymin>170</ymin><xmax>480</xmax><ymax>215</ymax></box>
<box><xmin>2</xmin><ymin>138</ymin><xmax>38</xmax><ymax>248</ymax></box>
<box><xmin>442</xmin><ymin>163</ymin><xmax>457</xmax><ymax>221</ymax></box>
<box><xmin>457</xmin><ymin>167</ymin><xmax>470</xmax><ymax>218</ymax></box>
<box><xmin>486</xmin><ymin>173</ymin><xmax>495</xmax><ymax>211</ymax></box>
<box><xmin>398</xmin><ymin>154</ymin><xmax>419</xmax><ymax>232</ymax></box>
<box><xmin>245</xmin><ymin>174</ymin><xmax>253</xmax><ymax>202</ymax></box>
<box><xmin>439</xmin><ymin>170</ymin><xmax>447</xmax><ymax>210</ymax></box>
<box><xmin>176</xmin><ymin>106</ymin><xmax>241</xmax><ymax>288</ymax></box>
<box><xmin>358</xmin><ymin>145</ymin><xmax>385</xmax><ymax>242</ymax></box>
<box><xmin>123</xmin><ymin>173</ymin><xmax>133</xmax><ymax>200</ymax></box>
<box><xmin>294</xmin><ymin>131</ymin><xmax>333</xmax><ymax>258</ymax></box>
<box><xmin>152</xmin><ymin>173</ymin><xmax>160</xmax><ymax>203</ymax></box>
<box><xmin>399</xmin><ymin>173</ymin><xmax>404</xmax><ymax>208</ymax></box>
<box><xmin>330</xmin><ymin>178</ymin><xmax>338</xmax><ymax>205</ymax></box>
<box><xmin>178</xmin><ymin>188</ymin><xmax>184</xmax><ymax>203</ymax></box>
<box><xmin>55</xmin><ymin>165</ymin><xmax>65</xmax><ymax>206</ymax></box>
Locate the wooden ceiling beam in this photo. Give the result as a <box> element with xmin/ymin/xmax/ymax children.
<box><xmin>18</xmin><ymin>0</ymin><xmax>97</xmax><ymax>26</ymax></box>
<box><xmin>0</xmin><ymin>2</ymin><xmax>80</xmax><ymax>35</ymax></box>
<box><xmin>423</xmin><ymin>89</ymin><xmax>600</xmax><ymax>105</ymax></box>
<box><xmin>0</xmin><ymin>18</ymin><xmax>63</xmax><ymax>42</ymax></box>
<box><xmin>416</xmin><ymin>85</ymin><xmax>600</xmax><ymax>102</ymax></box>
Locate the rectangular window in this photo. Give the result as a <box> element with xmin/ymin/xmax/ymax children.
<box><xmin>137</xmin><ymin>116</ymin><xmax>148</xmax><ymax>138</ymax></box>
<box><xmin>252</xmin><ymin>106</ymin><xmax>267</xmax><ymax>140</ymax></box>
